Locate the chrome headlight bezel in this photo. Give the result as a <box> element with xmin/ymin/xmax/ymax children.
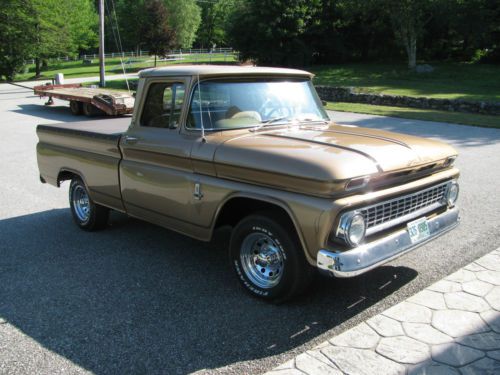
<box><xmin>446</xmin><ymin>181</ymin><xmax>459</xmax><ymax>207</ymax></box>
<box><xmin>335</xmin><ymin>211</ymin><xmax>366</xmax><ymax>247</ymax></box>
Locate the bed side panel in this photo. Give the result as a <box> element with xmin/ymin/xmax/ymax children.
<box><xmin>37</xmin><ymin>126</ymin><xmax>125</xmax><ymax>211</ymax></box>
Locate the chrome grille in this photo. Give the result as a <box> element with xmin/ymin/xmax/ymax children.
<box><xmin>360</xmin><ymin>181</ymin><xmax>449</xmax><ymax>235</ymax></box>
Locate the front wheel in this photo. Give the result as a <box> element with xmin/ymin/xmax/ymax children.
<box><xmin>69</xmin><ymin>177</ymin><xmax>109</xmax><ymax>231</ymax></box>
<box><xmin>229</xmin><ymin>213</ymin><xmax>314</xmax><ymax>302</ymax></box>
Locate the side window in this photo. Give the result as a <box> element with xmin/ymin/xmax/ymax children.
<box><xmin>141</xmin><ymin>82</ymin><xmax>185</xmax><ymax>128</ymax></box>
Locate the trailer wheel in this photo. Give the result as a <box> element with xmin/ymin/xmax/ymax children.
<box><xmin>82</xmin><ymin>102</ymin><xmax>103</xmax><ymax>117</ymax></box>
<box><xmin>70</xmin><ymin>101</ymin><xmax>83</xmax><ymax>115</ymax></box>
<box><xmin>69</xmin><ymin>177</ymin><xmax>109</xmax><ymax>231</ymax></box>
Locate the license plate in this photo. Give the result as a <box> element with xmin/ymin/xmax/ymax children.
<box><xmin>407</xmin><ymin>217</ymin><xmax>431</xmax><ymax>244</ymax></box>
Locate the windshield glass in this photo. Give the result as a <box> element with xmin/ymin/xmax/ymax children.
<box><xmin>187</xmin><ymin>79</ymin><xmax>329</xmax><ymax>130</ymax></box>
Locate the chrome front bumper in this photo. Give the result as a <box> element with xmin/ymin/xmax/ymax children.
<box><xmin>317</xmin><ymin>207</ymin><xmax>460</xmax><ymax>278</ymax></box>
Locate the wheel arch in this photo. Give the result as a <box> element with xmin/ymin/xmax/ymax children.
<box><xmin>57</xmin><ymin>168</ymin><xmax>89</xmax><ymax>190</ymax></box>
<box><xmin>212</xmin><ymin>193</ymin><xmax>314</xmax><ymax>264</ymax></box>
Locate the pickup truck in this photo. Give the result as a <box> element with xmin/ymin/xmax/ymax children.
<box><xmin>37</xmin><ymin>65</ymin><xmax>460</xmax><ymax>302</ymax></box>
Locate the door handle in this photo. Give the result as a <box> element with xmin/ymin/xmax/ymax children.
<box><xmin>124</xmin><ymin>135</ymin><xmax>139</xmax><ymax>144</ymax></box>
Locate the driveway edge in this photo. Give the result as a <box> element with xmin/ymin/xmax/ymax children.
<box><xmin>264</xmin><ymin>247</ymin><xmax>500</xmax><ymax>375</ymax></box>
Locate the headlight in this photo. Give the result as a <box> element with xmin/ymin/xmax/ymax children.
<box><xmin>336</xmin><ymin>212</ymin><xmax>366</xmax><ymax>247</ymax></box>
<box><xmin>446</xmin><ymin>181</ymin><xmax>459</xmax><ymax>206</ymax></box>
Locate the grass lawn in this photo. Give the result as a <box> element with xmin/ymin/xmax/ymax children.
<box><xmin>311</xmin><ymin>63</ymin><xmax>500</xmax><ymax>103</ymax></box>
<box><xmin>12</xmin><ymin>53</ymin><xmax>238</xmax><ymax>82</ymax></box>
<box><xmin>84</xmin><ymin>78</ymin><xmax>138</xmax><ymax>91</ymax></box>
<box><xmin>326</xmin><ymin>102</ymin><xmax>500</xmax><ymax>129</ymax></box>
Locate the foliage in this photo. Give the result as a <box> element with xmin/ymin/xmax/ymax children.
<box><xmin>110</xmin><ymin>0</ymin><xmax>200</xmax><ymax>51</ymax></box>
<box><xmin>27</xmin><ymin>0</ymin><xmax>98</xmax><ymax>76</ymax></box>
<box><xmin>141</xmin><ymin>0</ymin><xmax>175</xmax><ymax>66</ymax></box>
<box><xmin>0</xmin><ymin>0</ymin><xmax>36</xmax><ymax>80</ymax></box>
<box><xmin>228</xmin><ymin>0</ymin><xmax>500</xmax><ymax>67</ymax></box>
<box><xmin>164</xmin><ymin>0</ymin><xmax>201</xmax><ymax>48</ymax></box>
<box><xmin>195</xmin><ymin>0</ymin><xmax>239</xmax><ymax>48</ymax></box>
<box><xmin>228</xmin><ymin>0</ymin><xmax>322</xmax><ymax>66</ymax></box>
<box><xmin>109</xmin><ymin>0</ymin><xmax>146</xmax><ymax>52</ymax></box>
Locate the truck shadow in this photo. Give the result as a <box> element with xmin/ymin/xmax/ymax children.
<box><xmin>0</xmin><ymin>209</ymin><xmax>417</xmax><ymax>374</ymax></box>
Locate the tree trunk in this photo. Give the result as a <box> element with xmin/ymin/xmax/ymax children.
<box><xmin>35</xmin><ymin>58</ymin><xmax>41</xmax><ymax>77</ymax></box>
<box><xmin>154</xmin><ymin>54</ymin><xmax>157</xmax><ymax>67</ymax></box>
<box><xmin>407</xmin><ymin>35</ymin><xmax>417</xmax><ymax>69</ymax></box>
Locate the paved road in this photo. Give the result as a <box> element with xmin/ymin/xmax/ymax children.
<box><xmin>0</xmin><ymin>82</ymin><xmax>499</xmax><ymax>375</ymax></box>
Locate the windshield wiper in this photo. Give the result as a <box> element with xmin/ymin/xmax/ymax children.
<box><xmin>261</xmin><ymin>116</ymin><xmax>291</xmax><ymax>124</ymax></box>
<box><xmin>251</xmin><ymin>116</ymin><xmax>293</xmax><ymax>131</ymax></box>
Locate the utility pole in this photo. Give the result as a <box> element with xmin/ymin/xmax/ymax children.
<box><xmin>99</xmin><ymin>0</ymin><xmax>105</xmax><ymax>87</ymax></box>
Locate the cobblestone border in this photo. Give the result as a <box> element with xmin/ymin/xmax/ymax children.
<box><xmin>315</xmin><ymin>86</ymin><xmax>500</xmax><ymax>116</ymax></box>
<box><xmin>264</xmin><ymin>248</ymin><xmax>500</xmax><ymax>375</ymax></box>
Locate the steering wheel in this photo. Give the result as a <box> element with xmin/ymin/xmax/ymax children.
<box><xmin>258</xmin><ymin>96</ymin><xmax>290</xmax><ymax>120</ymax></box>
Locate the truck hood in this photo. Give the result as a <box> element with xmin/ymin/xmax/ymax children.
<box><xmin>213</xmin><ymin>123</ymin><xmax>457</xmax><ymax>196</ymax></box>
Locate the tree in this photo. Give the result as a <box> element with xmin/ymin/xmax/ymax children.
<box><xmin>164</xmin><ymin>0</ymin><xmax>201</xmax><ymax>48</ymax></box>
<box><xmin>113</xmin><ymin>0</ymin><xmax>146</xmax><ymax>53</ymax></box>
<box><xmin>0</xmin><ymin>0</ymin><xmax>36</xmax><ymax>80</ymax></box>
<box><xmin>195</xmin><ymin>0</ymin><xmax>239</xmax><ymax>48</ymax></box>
<box><xmin>142</xmin><ymin>0</ymin><xmax>175</xmax><ymax>66</ymax></box>
<box><xmin>29</xmin><ymin>0</ymin><xmax>98</xmax><ymax>77</ymax></box>
<box><xmin>385</xmin><ymin>0</ymin><xmax>433</xmax><ymax>69</ymax></box>
<box><xmin>228</xmin><ymin>0</ymin><xmax>322</xmax><ymax>66</ymax></box>
<box><xmin>66</xmin><ymin>0</ymin><xmax>98</xmax><ymax>53</ymax></box>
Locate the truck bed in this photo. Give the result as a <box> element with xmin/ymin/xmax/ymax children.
<box><xmin>37</xmin><ymin>117</ymin><xmax>131</xmax><ymax>211</ymax></box>
<box><xmin>37</xmin><ymin>117</ymin><xmax>130</xmax><ymax>140</ymax></box>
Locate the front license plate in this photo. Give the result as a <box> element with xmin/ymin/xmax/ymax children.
<box><xmin>407</xmin><ymin>217</ymin><xmax>431</xmax><ymax>244</ymax></box>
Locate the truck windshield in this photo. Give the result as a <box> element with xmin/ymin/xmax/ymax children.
<box><xmin>187</xmin><ymin>79</ymin><xmax>329</xmax><ymax>130</ymax></box>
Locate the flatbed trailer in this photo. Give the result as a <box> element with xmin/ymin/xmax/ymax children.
<box><xmin>34</xmin><ymin>83</ymin><xmax>135</xmax><ymax>116</ymax></box>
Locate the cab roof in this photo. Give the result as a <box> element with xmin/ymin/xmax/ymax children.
<box><xmin>138</xmin><ymin>64</ymin><xmax>313</xmax><ymax>79</ymax></box>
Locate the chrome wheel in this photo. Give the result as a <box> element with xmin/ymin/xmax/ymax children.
<box><xmin>72</xmin><ymin>185</ymin><xmax>90</xmax><ymax>224</ymax></box>
<box><xmin>240</xmin><ymin>233</ymin><xmax>285</xmax><ymax>289</ymax></box>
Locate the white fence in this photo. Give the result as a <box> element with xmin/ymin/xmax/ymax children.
<box><xmin>24</xmin><ymin>48</ymin><xmax>236</xmax><ymax>65</ymax></box>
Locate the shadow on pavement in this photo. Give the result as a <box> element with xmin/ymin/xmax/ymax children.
<box><xmin>0</xmin><ymin>209</ymin><xmax>417</xmax><ymax>374</ymax></box>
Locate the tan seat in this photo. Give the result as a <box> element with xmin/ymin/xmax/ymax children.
<box><xmin>231</xmin><ymin>111</ymin><xmax>262</xmax><ymax>122</ymax></box>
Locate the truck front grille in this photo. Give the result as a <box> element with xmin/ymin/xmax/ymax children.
<box><xmin>360</xmin><ymin>181</ymin><xmax>449</xmax><ymax>236</ymax></box>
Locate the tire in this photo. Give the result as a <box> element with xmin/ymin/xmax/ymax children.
<box><xmin>69</xmin><ymin>100</ymin><xmax>83</xmax><ymax>115</ymax></box>
<box><xmin>69</xmin><ymin>177</ymin><xmax>109</xmax><ymax>231</ymax></box>
<box><xmin>229</xmin><ymin>212</ymin><xmax>314</xmax><ymax>302</ymax></box>
<box><xmin>82</xmin><ymin>102</ymin><xmax>103</xmax><ymax>117</ymax></box>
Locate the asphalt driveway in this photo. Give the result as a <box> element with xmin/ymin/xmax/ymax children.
<box><xmin>0</xmin><ymin>82</ymin><xmax>499</xmax><ymax>374</ymax></box>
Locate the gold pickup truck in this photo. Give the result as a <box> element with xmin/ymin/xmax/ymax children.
<box><xmin>37</xmin><ymin>65</ymin><xmax>460</xmax><ymax>302</ymax></box>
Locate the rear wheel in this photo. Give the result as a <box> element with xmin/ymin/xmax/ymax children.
<box><xmin>229</xmin><ymin>212</ymin><xmax>314</xmax><ymax>302</ymax></box>
<box><xmin>69</xmin><ymin>177</ymin><xmax>109</xmax><ymax>231</ymax></box>
<box><xmin>69</xmin><ymin>100</ymin><xmax>83</xmax><ymax>115</ymax></box>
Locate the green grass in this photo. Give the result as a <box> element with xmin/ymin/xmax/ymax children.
<box><xmin>84</xmin><ymin>78</ymin><xmax>138</xmax><ymax>91</ymax></box>
<box><xmin>12</xmin><ymin>53</ymin><xmax>238</xmax><ymax>82</ymax></box>
<box><xmin>326</xmin><ymin>102</ymin><xmax>500</xmax><ymax>129</ymax></box>
<box><xmin>311</xmin><ymin>63</ymin><xmax>500</xmax><ymax>103</ymax></box>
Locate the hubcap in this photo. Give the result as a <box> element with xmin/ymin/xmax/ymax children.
<box><xmin>240</xmin><ymin>233</ymin><xmax>284</xmax><ymax>289</ymax></box>
<box><xmin>72</xmin><ymin>185</ymin><xmax>90</xmax><ymax>223</ymax></box>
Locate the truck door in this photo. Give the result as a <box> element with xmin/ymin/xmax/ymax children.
<box><xmin>119</xmin><ymin>79</ymin><xmax>197</xmax><ymax>230</ymax></box>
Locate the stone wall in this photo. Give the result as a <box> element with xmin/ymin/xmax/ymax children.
<box><xmin>315</xmin><ymin>86</ymin><xmax>500</xmax><ymax>116</ymax></box>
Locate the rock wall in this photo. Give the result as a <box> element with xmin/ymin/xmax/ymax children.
<box><xmin>315</xmin><ymin>86</ymin><xmax>500</xmax><ymax>116</ymax></box>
